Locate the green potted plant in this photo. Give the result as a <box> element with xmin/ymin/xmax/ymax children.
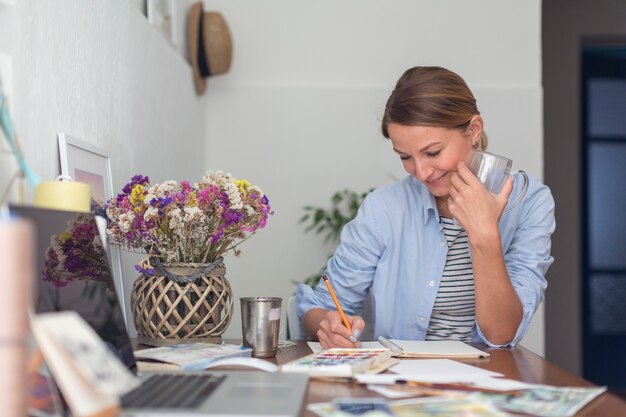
<box><xmin>298</xmin><ymin>188</ymin><xmax>374</xmax><ymax>287</ymax></box>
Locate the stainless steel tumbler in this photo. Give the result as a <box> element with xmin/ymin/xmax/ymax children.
<box><xmin>240</xmin><ymin>297</ymin><xmax>282</xmax><ymax>358</ymax></box>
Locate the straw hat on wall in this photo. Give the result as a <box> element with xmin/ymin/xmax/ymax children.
<box><xmin>187</xmin><ymin>1</ymin><xmax>233</xmax><ymax>95</ymax></box>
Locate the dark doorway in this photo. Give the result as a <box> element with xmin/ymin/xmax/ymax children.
<box><xmin>581</xmin><ymin>44</ymin><xmax>626</xmax><ymax>391</ymax></box>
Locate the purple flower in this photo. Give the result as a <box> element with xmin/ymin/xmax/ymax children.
<box><xmin>135</xmin><ymin>264</ymin><xmax>156</xmax><ymax>276</ymax></box>
<box><xmin>150</xmin><ymin>197</ymin><xmax>172</xmax><ymax>208</ymax></box>
<box><xmin>122</xmin><ymin>174</ymin><xmax>150</xmax><ymax>194</ymax></box>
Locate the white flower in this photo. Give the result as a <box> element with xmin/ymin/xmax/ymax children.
<box><xmin>248</xmin><ymin>185</ymin><xmax>264</xmax><ymax>197</ymax></box>
<box><xmin>160</xmin><ymin>180</ymin><xmax>178</xmax><ymax>195</ymax></box>
<box><xmin>200</xmin><ymin>170</ymin><xmax>233</xmax><ymax>188</ymax></box>
<box><xmin>224</xmin><ymin>182</ymin><xmax>243</xmax><ymax>210</ymax></box>
<box><xmin>168</xmin><ymin>208</ymin><xmax>184</xmax><ymax>235</ymax></box>
<box><xmin>184</xmin><ymin>206</ymin><xmax>203</xmax><ymax>222</ymax></box>
<box><xmin>143</xmin><ymin>206</ymin><xmax>159</xmax><ymax>221</ymax></box>
<box><xmin>245</xmin><ymin>205</ymin><xmax>254</xmax><ymax>216</ymax></box>
<box><xmin>144</xmin><ymin>192</ymin><xmax>156</xmax><ymax>205</ymax></box>
<box><xmin>118</xmin><ymin>212</ymin><xmax>135</xmax><ymax>233</ymax></box>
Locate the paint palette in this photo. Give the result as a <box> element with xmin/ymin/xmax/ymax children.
<box><xmin>281</xmin><ymin>348</ymin><xmax>392</xmax><ymax>377</ymax></box>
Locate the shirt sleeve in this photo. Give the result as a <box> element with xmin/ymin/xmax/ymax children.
<box><xmin>476</xmin><ymin>178</ymin><xmax>556</xmax><ymax>347</ymax></box>
<box><xmin>296</xmin><ymin>193</ymin><xmax>386</xmax><ymax>327</ymax></box>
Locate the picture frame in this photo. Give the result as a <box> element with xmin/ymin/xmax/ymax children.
<box><xmin>57</xmin><ymin>133</ymin><xmax>127</xmax><ymax>326</ymax></box>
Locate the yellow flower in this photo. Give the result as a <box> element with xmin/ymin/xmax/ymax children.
<box><xmin>235</xmin><ymin>179</ymin><xmax>251</xmax><ymax>193</ymax></box>
<box><xmin>130</xmin><ymin>184</ymin><xmax>145</xmax><ymax>206</ymax></box>
<box><xmin>188</xmin><ymin>192</ymin><xmax>198</xmax><ymax>207</ymax></box>
<box><xmin>59</xmin><ymin>231</ymin><xmax>72</xmax><ymax>243</ymax></box>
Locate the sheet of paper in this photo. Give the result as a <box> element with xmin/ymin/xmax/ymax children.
<box><xmin>307</xmin><ymin>340</ymin><xmax>489</xmax><ymax>357</ymax></box>
<box><xmin>306</xmin><ymin>342</ymin><xmax>324</xmax><ymax>353</ymax></box>
<box><xmin>389</xmin><ymin>358</ymin><xmax>502</xmax><ymax>378</ymax></box>
<box><xmin>378</xmin><ymin>340</ymin><xmax>489</xmax><ymax>357</ymax></box>
<box><xmin>366</xmin><ymin>384</ymin><xmax>420</xmax><ymax>399</ymax></box>
<box><xmin>360</xmin><ymin>375</ymin><xmax>534</xmax><ymax>392</ymax></box>
<box><xmin>308</xmin><ymin>341</ymin><xmax>386</xmax><ymax>353</ymax></box>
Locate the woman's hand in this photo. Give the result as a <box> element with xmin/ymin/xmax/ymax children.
<box><xmin>448</xmin><ymin>161</ymin><xmax>513</xmax><ymax>240</ymax></box>
<box><xmin>448</xmin><ymin>161</ymin><xmax>522</xmax><ymax>344</ymax></box>
<box><xmin>317</xmin><ymin>311</ymin><xmax>365</xmax><ymax>349</ymax></box>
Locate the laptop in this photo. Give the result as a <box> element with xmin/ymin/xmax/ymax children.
<box><xmin>10</xmin><ymin>205</ymin><xmax>309</xmax><ymax>417</ymax></box>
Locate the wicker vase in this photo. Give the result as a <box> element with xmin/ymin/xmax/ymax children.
<box><xmin>131</xmin><ymin>259</ymin><xmax>233</xmax><ymax>346</ymax></box>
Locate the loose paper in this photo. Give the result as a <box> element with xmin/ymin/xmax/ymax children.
<box><xmin>307</xmin><ymin>340</ymin><xmax>489</xmax><ymax>358</ymax></box>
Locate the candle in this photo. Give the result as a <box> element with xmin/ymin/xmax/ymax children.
<box><xmin>34</xmin><ymin>180</ymin><xmax>91</xmax><ymax>213</ymax></box>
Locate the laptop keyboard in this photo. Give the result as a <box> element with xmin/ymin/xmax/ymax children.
<box><xmin>122</xmin><ymin>373</ymin><xmax>227</xmax><ymax>409</ymax></box>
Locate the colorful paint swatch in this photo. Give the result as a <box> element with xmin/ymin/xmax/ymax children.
<box><xmin>281</xmin><ymin>348</ymin><xmax>392</xmax><ymax>377</ymax></box>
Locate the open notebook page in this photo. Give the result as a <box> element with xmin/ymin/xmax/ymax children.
<box><xmin>307</xmin><ymin>340</ymin><xmax>489</xmax><ymax>358</ymax></box>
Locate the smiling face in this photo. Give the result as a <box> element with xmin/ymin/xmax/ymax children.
<box><xmin>388</xmin><ymin>116</ymin><xmax>482</xmax><ymax>198</ymax></box>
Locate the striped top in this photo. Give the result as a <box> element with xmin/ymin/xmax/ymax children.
<box><xmin>426</xmin><ymin>217</ymin><xmax>475</xmax><ymax>341</ymax></box>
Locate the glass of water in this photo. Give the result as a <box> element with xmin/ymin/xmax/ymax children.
<box><xmin>467</xmin><ymin>151</ymin><xmax>512</xmax><ymax>193</ymax></box>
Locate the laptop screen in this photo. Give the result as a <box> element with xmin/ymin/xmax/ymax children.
<box><xmin>10</xmin><ymin>205</ymin><xmax>136</xmax><ymax>371</ymax></box>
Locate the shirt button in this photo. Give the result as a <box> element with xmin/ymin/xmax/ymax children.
<box><xmin>439</xmin><ymin>241</ymin><xmax>445</xmax><ymax>247</ymax></box>
<box><xmin>429</xmin><ymin>280</ymin><xmax>435</xmax><ymax>287</ymax></box>
<box><xmin>418</xmin><ymin>316</ymin><xmax>425</xmax><ymax>323</ymax></box>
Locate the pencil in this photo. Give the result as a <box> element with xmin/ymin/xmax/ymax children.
<box><xmin>394</xmin><ymin>379</ymin><xmax>523</xmax><ymax>396</ymax></box>
<box><xmin>322</xmin><ymin>274</ymin><xmax>353</xmax><ymax>333</ymax></box>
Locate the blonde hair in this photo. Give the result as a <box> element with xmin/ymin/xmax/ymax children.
<box><xmin>382</xmin><ymin>66</ymin><xmax>488</xmax><ymax>150</ymax></box>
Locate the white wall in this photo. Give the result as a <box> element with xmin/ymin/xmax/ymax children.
<box><xmin>0</xmin><ymin>1</ymin><xmax>16</xmax><ymax>203</ymax></box>
<box><xmin>0</xmin><ymin>0</ymin><xmax>206</xmax><ymax>330</ymax></box>
<box><xmin>1</xmin><ymin>0</ymin><xmax>546</xmax><ymax>354</ymax></box>
<box><xmin>201</xmin><ymin>0</ymin><xmax>545</xmax><ymax>354</ymax></box>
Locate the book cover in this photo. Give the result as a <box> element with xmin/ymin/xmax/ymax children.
<box><xmin>281</xmin><ymin>348</ymin><xmax>393</xmax><ymax>378</ymax></box>
<box><xmin>134</xmin><ymin>343</ymin><xmax>252</xmax><ymax>371</ymax></box>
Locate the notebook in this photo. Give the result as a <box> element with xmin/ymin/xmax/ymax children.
<box><xmin>307</xmin><ymin>340</ymin><xmax>490</xmax><ymax>359</ymax></box>
<box><xmin>11</xmin><ymin>205</ymin><xmax>309</xmax><ymax>417</ymax></box>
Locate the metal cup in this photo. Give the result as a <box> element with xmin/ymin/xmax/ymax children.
<box><xmin>467</xmin><ymin>150</ymin><xmax>512</xmax><ymax>193</ymax></box>
<box><xmin>240</xmin><ymin>297</ymin><xmax>282</xmax><ymax>358</ymax></box>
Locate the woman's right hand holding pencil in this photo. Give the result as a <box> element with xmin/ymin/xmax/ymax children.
<box><xmin>317</xmin><ymin>311</ymin><xmax>365</xmax><ymax>349</ymax></box>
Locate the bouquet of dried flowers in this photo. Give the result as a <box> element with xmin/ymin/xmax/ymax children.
<box><xmin>105</xmin><ymin>171</ymin><xmax>272</xmax><ymax>274</ymax></box>
<box><xmin>43</xmin><ymin>213</ymin><xmax>112</xmax><ymax>288</ymax></box>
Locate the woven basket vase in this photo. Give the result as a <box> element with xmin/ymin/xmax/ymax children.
<box><xmin>131</xmin><ymin>261</ymin><xmax>233</xmax><ymax>346</ymax></box>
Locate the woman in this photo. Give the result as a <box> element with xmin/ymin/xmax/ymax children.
<box><xmin>296</xmin><ymin>66</ymin><xmax>555</xmax><ymax>348</ymax></box>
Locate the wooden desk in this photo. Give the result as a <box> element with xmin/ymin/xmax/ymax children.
<box><xmin>272</xmin><ymin>341</ymin><xmax>626</xmax><ymax>417</ymax></box>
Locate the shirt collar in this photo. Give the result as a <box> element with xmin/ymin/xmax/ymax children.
<box><xmin>406</xmin><ymin>176</ymin><xmax>439</xmax><ymax>225</ymax></box>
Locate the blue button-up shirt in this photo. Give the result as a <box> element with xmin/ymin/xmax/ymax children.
<box><xmin>297</xmin><ymin>172</ymin><xmax>555</xmax><ymax>347</ymax></box>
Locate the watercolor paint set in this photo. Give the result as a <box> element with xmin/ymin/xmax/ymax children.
<box><xmin>281</xmin><ymin>348</ymin><xmax>394</xmax><ymax>377</ymax></box>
